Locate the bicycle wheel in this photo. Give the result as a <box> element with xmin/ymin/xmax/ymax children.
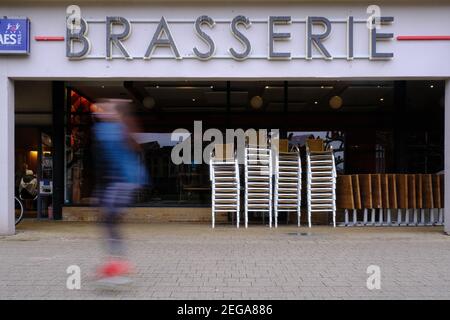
<box><xmin>15</xmin><ymin>196</ymin><xmax>24</xmax><ymax>225</ymax></box>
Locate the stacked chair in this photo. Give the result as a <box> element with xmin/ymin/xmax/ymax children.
<box><xmin>209</xmin><ymin>144</ymin><xmax>240</xmax><ymax>228</ymax></box>
<box><xmin>244</xmin><ymin>139</ymin><xmax>273</xmax><ymax>228</ymax></box>
<box><xmin>273</xmin><ymin>140</ymin><xmax>302</xmax><ymax>227</ymax></box>
<box><xmin>359</xmin><ymin>174</ymin><xmax>373</xmax><ymax>226</ymax></box>
<box><xmin>336</xmin><ymin>175</ymin><xmax>354</xmax><ymax>226</ymax></box>
<box><xmin>306</xmin><ymin>139</ymin><xmax>337</xmax><ymax>228</ymax></box>
<box><xmin>336</xmin><ymin>173</ymin><xmax>444</xmax><ymax>227</ymax></box>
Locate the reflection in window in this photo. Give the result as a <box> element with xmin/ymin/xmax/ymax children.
<box><xmin>288</xmin><ymin>131</ymin><xmax>345</xmax><ymax>173</ymax></box>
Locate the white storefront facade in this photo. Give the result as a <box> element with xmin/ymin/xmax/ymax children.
<box><xmin>1</xmin><ymin>0</ymin><xmax>450</xmax><ymax>235</ymax></box>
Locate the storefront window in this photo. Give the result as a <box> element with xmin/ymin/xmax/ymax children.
<box><xmin>63</xmin><ymin>80</ymin><xmax>444</xmax><ymax>207</ymax></box>
<box><xmin>134</xmin><ymin>133</ymin><xmax>211</xmax><ymax>206</ymax></box>
<box><xmin>64</xmin><ymin>90</ymin><xmax>211</xmax><ymax>206</ymax></box>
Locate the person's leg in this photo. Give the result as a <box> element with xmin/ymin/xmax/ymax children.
<box><xmin>102</xmin><ymin>182</ymin><xmax>137</xmax><ymax>257</ymax></box>
<box><xmin>102</xmin><ymin>183</ymin><xmax>125</xmax><ymax>257</ymax></box>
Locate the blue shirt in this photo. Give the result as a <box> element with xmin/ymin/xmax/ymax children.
<box><xmin>93</xmin><ymin>121</ymin><xmax>145</xmax><ymax>185</ymax></box>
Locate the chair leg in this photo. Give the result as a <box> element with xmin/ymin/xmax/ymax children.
<box><xmin>333</xmin><ymin>210</ymin><xmax>336</xmax><ymax>228</ymax></box>
<box><xmin>438</xmin><ymin>208</ymin><xmax>444</xmax><ymax>225</ymax></box>
<box><xmin>418</xmin><ymin>209</ymin><xmax>425</xmax><ymax>226</ymax></box>
<box><xmin>371</xmin><ymin>209</ymin><xmax>376</xmax><ymax>226</ymax></box>
<box><xmin>397</xmin><ymin>209</ymin><xmax>402</xmax><ymax>226</ymax></box>
<box><xmin>378</xmin><ymin>209</ymin><xmax>384</xmax><ymax>226</ymax></box>
<box><xmin>430</xmin><ymin>209</ymin><xmax>436</xmax><ymax>226</ymax></box>
<box><xmin>344</xmin><ymin>209</ymin><xmax>349</xmax><ymax>226</ymax></box>
<box><xmin>245</xmin><ymin>208</ymin><xmax>248</xmax><ymax>229</ymax></box>
<box><xmin>385</xmin><ymin>209</ymin><xmax>390</xmax><ymax>226</ymax></box>
<box><xmin>405</xmin><ymin>209</ymin><xmax>411</xmax><ymax>226</ymax></box>
<box><xmin>274</xmin><ymin>208</ymin><xmax>278</xmax><ymax>228</ymax></box>
<box><xmin>269</xmin><ymin>209</ymin><xmax>272</xmax><ymax>229</ymax></box>
<box><xmin>308</xmin><ymin>209</ymin><xmax>311</xmax><ymax>228</ymax></box>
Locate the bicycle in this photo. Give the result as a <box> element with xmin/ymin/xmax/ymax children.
<box><xmin>15</xmin><ymin>196</ymin><xmax>24</xmax><ymax>225</ymax></box>
<box><xmin>15</xmin><ymin>170</ymin><xmax>38</xmax><ymax>226</ymax></box>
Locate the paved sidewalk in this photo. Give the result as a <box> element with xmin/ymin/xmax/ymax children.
<box><xmin>0</xmin><ymin>221</ymin><xmax>449</xmax><ymax>299</ymax></box>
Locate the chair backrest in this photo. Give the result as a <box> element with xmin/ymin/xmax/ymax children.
<box><xmin>306</xmin><ymin>138</ymin><xmax>324</xmax><ymax>152</ymax></box>
<box><xmin>245</xmin><ymin>130</ymin><xmax>271</xmax><ymax>148</ymax></box>
<box><xmin>272</xmin><ymin>139</ymin><xmax>289</xmax><ymax>153</ymax></box>
<box><xmin>214</xmin><ymin>143</ymin><xmax>234</xmax><ymax>161</ymax></box>
<box><xmin>336</xmin><ymin>175</ymin><xmax>354</xmax><ymax>209</ymax></box>
<box><xmin>371</xmin><ymin>174</ymin><xmax>383</xmax><ymax>209</ymax></box>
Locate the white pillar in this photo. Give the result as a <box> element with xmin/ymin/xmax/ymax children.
<box><xmin>445</xmin><ymin>80</ymin><xmax>450</xmax><ymax>235</ymax></box>
<box><xmin>0</xmin><ymin>77</ymin><xmax>14</xmax><ymax>235</ymax></box>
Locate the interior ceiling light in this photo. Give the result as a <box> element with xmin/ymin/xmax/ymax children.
<box><xmin>430</xmin><ymin>84</ymin><xmax>434</xmax><ymax>88</ymax></box>
<box><xmin>142</xmin><ymin>96</ymin><xmax>155</xmax><ymax>109</ymax></box>
<box><xmin>250</xmin><ymin>95</ymin><xmax>264</xmax><ymax>110</ymax></box>
<box><xmin>329</xmin><ymin>95</ymin><xmax>343</xmax><ymax>109</ymax></box>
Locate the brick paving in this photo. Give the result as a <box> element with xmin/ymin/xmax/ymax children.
<box><xmin>0</xmin><ymin>220</ymin><xmax>450</xmax><ymax>299</ymax></box>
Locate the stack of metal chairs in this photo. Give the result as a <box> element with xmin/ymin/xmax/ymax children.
<box><xmin>244</xmin><ymin>141</ymin><xmax>273</xmax><ymax>228</ymax></box>
<box><xmin>209</xmin><ymin>144</ymin><xmax>240</xmax><ymax>228</ymax></box>
<box><xmin>306</xmin><ymin>139</ymin><xmax>337</xmax><ymax>228</ymax></box>
<box><xmin>210</xmin><ymin>138</ymin><xmax>337</xmax><ymax>228</ymax></box>
<box><xmin>273</xmin><ymin>142</ymin><xmax>302</xmax><ymax>227</ymax></box>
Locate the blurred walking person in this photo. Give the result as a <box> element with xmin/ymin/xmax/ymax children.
<box><xmin>92</xmin><ymin>99</ymin><xmax>147</xmax><ymax>283</ymax></box>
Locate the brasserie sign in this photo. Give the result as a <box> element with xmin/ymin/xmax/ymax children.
<box><xmin>66</xmin><ymin>14</ymin><xmax>394</xmax><ymax>61</ymax></box>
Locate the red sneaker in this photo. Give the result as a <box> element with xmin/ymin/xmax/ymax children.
<box><xmin>97</xmin><ymin>259</ymin><xmax>133</xmax><ymax>278</ymax></box>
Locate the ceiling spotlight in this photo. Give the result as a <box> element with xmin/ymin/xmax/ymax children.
<box><xmin>430</xmin><ymin>84</ymin><xmax>434</xmax><ymax>88</ymax></box>
<box><xmin>101</xmin><ymin>85</ymin><xmax>105</xmax><ymax>89</ymax></box>
<box><xmin>320</xmin><ymin>86</ymin><xmax>324</xmax><ymax>89</ymax></box>
<box><xmin>380</xmin><ymin>98</ymin><xmax>384</xmax><ymax>102</ymax></box>
<box><xmin>155</xmin><ymin>85</ymin><xmax>159</xmax><ymax>88</ymax></box>
<box><xmin>250</xmin><ymin>95</ymin><xmax>264</xmax><ymax>110</ymax></box>
<box><xmin>265</xmin><ymin>86</ymin><xmax>270</xmax><ymax>89</ymax></box>
<box><xmin>329</xmin><ymin>95</ymin><xmax>343</xmax><ymax>109</ymax></box>
<box><xmin>314</xmin><ymin>101</ymin><xmax>318</xmax><ymax>105</ymax></box>
<box><xmin>210</xmin><ymin>86</ymin><xmax>214</xmax><ymax>89</ymax></box>
<box><xmin>142</xmin><ymin>96</ymin><xmax>155</xmax><ymax>109</ymax></box>
<box><xmin>192</xmin><ymin>98</ymin><xmax>196</xmax><ymax>102</ymax></box>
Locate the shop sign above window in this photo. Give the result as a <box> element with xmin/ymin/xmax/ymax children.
<box><xmin>0</xmin><ymin>17</ymin><xmax>30</xmax><ymax>55</ymax></box>
<box><xmin>65</xmin><ymin>15</ymin><xmax>394</xmax><ymax>61</ymax></box>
